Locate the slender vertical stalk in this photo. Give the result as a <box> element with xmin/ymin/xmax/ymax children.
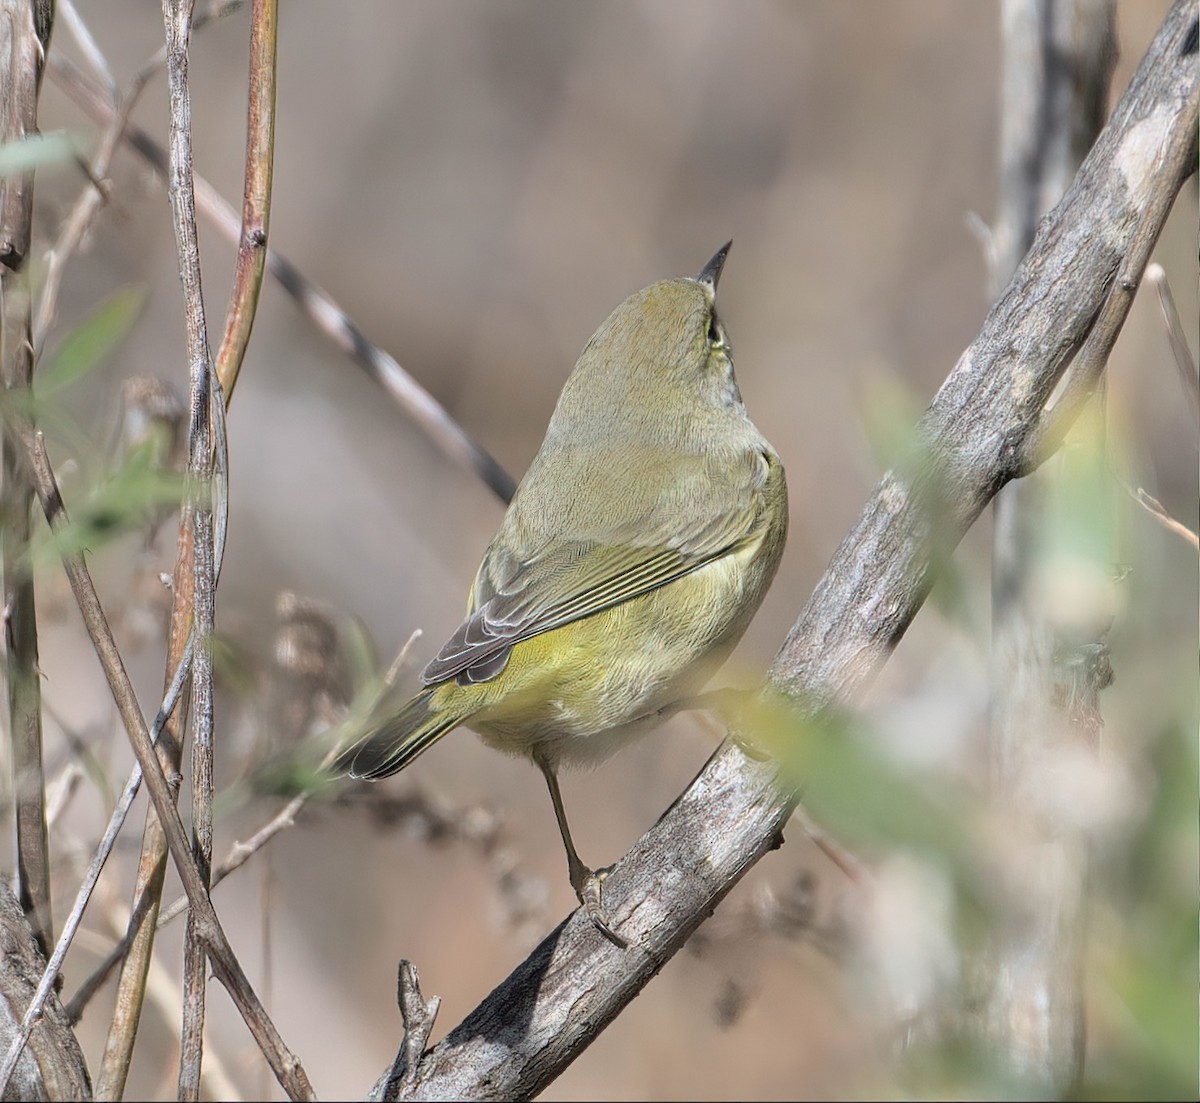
<box><xmin>98</xmin><ymin>0</ymin><xmax>278</xmax><ymax>1092</ymax></box>
<box><xmin>154</xmin><ymin>2</ymin><xmax>218</xmax><ymax>1096</ymax></box>
<box><xmin>984</xmin><ymin>1</ymin><xmax>1116</xmax><ymax>1093</ymax></box>
<box><xmin>21</xmin><ymin>428</ymin><xmax>313</xmax><ymax>1100</ymax></box>
<box><xmin>0</xmin><ymin>0</ymin><xmax>55</xmax><ymax>962</ymax></box>
<box><xmin>96</xmin><ymin>2</ymin><xmax>278</xmax><ymax>1095</ymax></box>
<box><xmin>217</xmin><ymin>0</ymin><xmax>276</xmax><ymax>403</ymax></box>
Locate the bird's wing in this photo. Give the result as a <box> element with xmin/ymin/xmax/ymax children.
<box><xmin>422</xmin><ymin>450</ymin><xmax>776</xmax><ymax>686</ymax></box>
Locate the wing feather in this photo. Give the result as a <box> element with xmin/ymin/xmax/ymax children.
<box><xmin>422</xmin><ymin>448</ymin><xmax>777</xmax><ymax>687</ymax></box>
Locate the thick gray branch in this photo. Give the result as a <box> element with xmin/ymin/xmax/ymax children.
<box><xmin>772</xmin><ymin>0</ymin><xmax>1195</xmax><ymax>708</ymax></box>
<box><xmin>0</xmin><ymin>881</ymin><xmax>91</xmax><ymax>1100</ymax></box>
<box><xmin>384</xmin><ymin>3</ymin><xmax>1198</xmax><ymax>1098</ymax></box>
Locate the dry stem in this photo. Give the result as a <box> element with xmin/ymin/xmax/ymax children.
<box><xmin>19</xmin><ymin>427</ymin><xmax>313</xmax><ymax>1100</ymax></box>
<box><xmin>0</xmin><ymin>0</ymin><xmax>54</xmax><ymax>963</ymax></box>
<box><xmin>46</xmin><ymin>52</ymin><xmax>517</xmax><ymax>503</ymax></box>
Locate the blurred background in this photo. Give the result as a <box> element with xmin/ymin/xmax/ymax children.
<box><xmin>7</xmin><ymin>0</ymin><xmax>1194</xmax><ymax>1098</ymax></box>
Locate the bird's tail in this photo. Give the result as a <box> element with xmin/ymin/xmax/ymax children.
<box><xmin>335</xmin><ymin>688</ymin><xmax>463</xmax><ymax>780</ymax></box>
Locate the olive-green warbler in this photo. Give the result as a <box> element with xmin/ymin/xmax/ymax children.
<box><xmin>337</xmin><ymin>243</ymin><xmax>787</xmax><ymax>941</ymax></box>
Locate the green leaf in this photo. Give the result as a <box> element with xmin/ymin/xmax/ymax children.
<box><xmin>37</xmin><ymin>287</ymin><xmax>147</xmax><ymax>396</ymax></box>
<box><xmin>30</xmin><ymin>448</ymin><xmax>184</xmax><ymax>567</ymax></box>
<box><xmin>342</xmin><ymin>614</ymin><xmax>381</xmax><ymax>694</ymax></box>
<box><xmin>0</xmin><ymin>131</ymin><xmax>78</xmax><ymax>177</ymax></box>
<box><xmin>857</xmin><ymin>371</ymin><xmax>927</xmax><ymax>478</ymax></box>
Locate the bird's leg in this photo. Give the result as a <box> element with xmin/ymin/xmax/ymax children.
<box><xmin>533</xmin><ymin>751</ymin><xmax>627</xmax><ymax>947</ymax></box>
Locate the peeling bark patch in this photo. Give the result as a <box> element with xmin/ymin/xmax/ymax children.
<box><xmin>1115</xmin><ymin>107</ymin><xmax>1172</xmax><ymax>198</ymax></box>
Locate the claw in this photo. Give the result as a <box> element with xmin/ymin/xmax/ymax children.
<box><xmin>577</xmin><ymin>866</ymin><xmax>627</xmax><ymax>948</ymax></box>
<box><xmin>536</xmin><ymin>754</ymin><xmax>629</xmax><ymax>947</ymax></box>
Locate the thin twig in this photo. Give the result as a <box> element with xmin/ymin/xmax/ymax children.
<box><xmin>72</xmin><ymin>895</ymin><xmax>243</xmax><ymax>1099</ymax></box>
<box><xmin>98</xmin><ymin>925</ymin><xmax>244</xmax><ymax>1103</ymax></box>
<box><xmin>160</xmin><ymin>628</ymin><xmax>417</xmax><ymax>933</ymax></box>
<box><xmin>155</xmin><ymin>2</ymin><xmax>220</xmax><ymax>1095</ymax></box>
<box><xmin>98</xmin><ymin>400</ymin><xmax>193</xmax><ymax>1080</ymax></box>
<box><xmin>72</xmin><ymin>729</ymin><xmax>347</xmax><ymax>1023</ymax></box>
<box><xmin>50</xmin><ymin>0</ymin><xmax>301</xmax><ymax>1077</ymax></box>
<box><xmin>161</xmin><ymin>748</ymin><xmax>339</xmax><ymax>928</ymax></box>
<box><xmin>174</xmin><ymin>0</ymin><xmax>258</xmax><ymax>1084</ymax></box>
<box><xmin>39</xmin><ymin>4</ymin><xmax>244</xmax><ymax>347</ymax></box>
<box><xmin>32</xmin><ymin>5</ymin><xmax>154</xmax><ymax>347</ymax></box>
<box><xmin>212</xmin><ymin>0</ymin><xmax>276</xmax><ymax>404</ymax></box>
<box><xmin>377</xmin><ymin>961</ymin><xmax>441</xmax><ymax>1100</ymax></box>
<box><xmin>0</xmin><ymin>638</ymin><xmax>194</xmax><ymax>1098</ymax></box>
<box><xmin>1132</xmin><ymin>484</ymin><xmax>1199</xmax><ymax>547</ymax></box>
<box><xmin>84</xmin><ymin>7</ymin><xmax>235</xmax><ymax>1082</ymax></box>
<box><xmin>55</xmin><ymin>0</ymin><xmax>116</xmax><ymax>99</ymax></box>
<box><xmin>1144</xmin><ymin>262</ymin><xmax>1200</xmax><ymax>430</ymax></box>
<box><xmin>70</xmin><ymin>629</ymin><xmax>417</xmax><ymax>1021</ymax></box>
<box><xmin>89</xmin><ymin>0</ymin><xmax>269</xmax><ymax>1089</ymax></box>
<box><xmin>46</xmin><ymin>51</ymin><xmax>517</xmax><ymax>503</ymax></box>
<box><xmin>19</xmin><ymin>427</ymin><xmax>313</xmax><ymax>1099</ymax></box>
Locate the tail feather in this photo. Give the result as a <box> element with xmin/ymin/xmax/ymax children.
<box><xmin>336</xmin><ymin>689</ymin><xmax>462</xmax><ymax>780</ymax></box>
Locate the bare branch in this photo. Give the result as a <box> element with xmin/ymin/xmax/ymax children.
<box><xmin>16</xmin><ymin>427</ymin><xmax>314</xmax><ymax>1100</ymax></box>
<box><xmin>34</xmin><ymin>1</ymin><xmax>157</xmax><ymax>348</ymax></box>
<box><xmin>375</xmin><ymin>4</ymin><xmax>1198</xmax><ymax>1096</ymax></box>
<box><xmin>375</xmin><ymin>962</ymin><xmax>442</xmax><ymax>1101</ymax></box>
<box><xmin>46</xmin><ymin>52</ymin><xmax>518</xmax><ymax>503</ymax></box>
<box><xmin>154</xmin><ymin>0</ymin><xmax>220</xmax><ymax>1093</ymax></box>
<box><xmin>92</xmin><ymin>898</ymin><xmax>243</xmax><ymax>1103</ymax></box>
<box><xmin>78</xmin><ymin>0</ymin><xmax>257</xmax><ymax>1088</ymax></box>
<box><xmin>0</xmin><ymin>881</ymin><xmax>90</xmax><ymax>1101</ymax></box>
<box><xmin>1145</xmin><ymin>261</ymin><xmax>1200</xmax><ymax>428</ymax></box>
<box><xmin>72</xmin><ymin>626</ymin><xmax>413</xmax><ymax>1028</ymax></box>
<box><xmin>0</xmin><ymin>639</ymin><xmax>193</xmax><ymax>1098</ymax></box>
<box><xmin>1132</xmin><ymin>484</ymin><xmax>1199</xmax><ymax>547</ymax></box>
<box><xmin>1</xmin><ymin>0</ymin><xmax>55</xmax><ymax>962</ymax></box>
<box><xmin>0</xmin><ymin>0</ymin><xmax>51</xmax><ymax>268</ymax></box>
<box><xmin>212</xmin><ymin>0</ymin><xmax>276</xmax><ymax>404</ymax></box>
<box><xmin>769</xmin><ymin>0</ymin><xmax>1196</xmax><ymax>709</ymax></box>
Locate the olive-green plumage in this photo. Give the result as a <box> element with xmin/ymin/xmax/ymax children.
<box><xmin>337</xmin><ymin>243</ymin><xmax>787</xmax><ymax>936</ymax></box>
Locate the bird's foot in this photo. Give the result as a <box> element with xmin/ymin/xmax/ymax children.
<box><xmin>574</xmin><ymin>865</ymin><xmax>627</xmax><ymax>948</ymax></box>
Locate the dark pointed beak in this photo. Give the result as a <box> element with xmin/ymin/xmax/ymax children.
<box><xmin>696</xmin><ymin>240</ymin><xmax>732</xmax><ymax>291</ymax></box>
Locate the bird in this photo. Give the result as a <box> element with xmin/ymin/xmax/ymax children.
<box><xmin>336</xmin><ymin>242</ymin><xmax>788</xmax><ymax>943</ymax></box>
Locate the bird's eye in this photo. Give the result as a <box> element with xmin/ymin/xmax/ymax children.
<box><xmin>707</xmin><ymin>312</ymin><xmax>723</xmax><ymax>348</ymax></box>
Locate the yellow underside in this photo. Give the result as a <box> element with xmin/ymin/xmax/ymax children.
<box><xmin>428</xmin><ymin>541</ymin><xmax>764</xmax><ymax>767</ymax></box>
